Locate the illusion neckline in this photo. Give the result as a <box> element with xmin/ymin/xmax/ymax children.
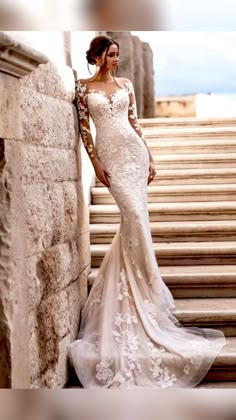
<box><xmin>76</xmin><ymin>79</ymin><xmax>129</xmax><ymax>104</ymax></box>
<box><xmin>86</xmin><ymin>87</ymin><xmax>128</xmax><ymax>104</ymax></box>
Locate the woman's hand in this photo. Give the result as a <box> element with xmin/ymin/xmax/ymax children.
<box><xmin>147</xmin><ymin>160</ymin><xmax>156</xmax><ymax>185</ymax></box>
<box><xmin>93</xmin><ymin>158</ymin><xmax>111</xmax><ymax>188</ymax></box>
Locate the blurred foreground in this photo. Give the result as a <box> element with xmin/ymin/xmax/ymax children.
<box><xmin>1</xmin><ymin>389</ymin><xmax>236</xmax><ymax>420</ymax></box>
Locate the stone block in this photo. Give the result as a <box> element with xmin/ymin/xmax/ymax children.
<box><xmin>21</xmin><ymin>144</ymin><xmax>77</xmax><ymax>184</ymax></box>
<box><xmin>23</xmin><ymin>182</ymin><xmax>65</xmax><ymax>256</ymax></box>
<box><xmin>29</xmin><ymin>289</ymin><xmax>70</xmax><ymax>382</ymax></box>
<box><xmin>21</xmin><ymin>88</ymin><xmax>76</xmax><ymax>149</ymax></box>
<box><xmin>67</xmin><ymin>279</ymin><xmax>82</xmax><ymax>342</ymax></box>
<box><xmin>41</xmin><ymin>334</ymin><xmax>71</xmax><ymax>388</ymax></box>
<box><xmin>37</xmin><ymin>289</ymin><xmax>70</xmax><ymax>342</ymax></box>
<box><xmin>63</xmin><ymin>181</ymin><xmax>78</xmax><ymax>242</ymax></box>
<box><xmin>36</xmin><ymin>243</ymin><xmax>73</xmax><ymax>298</ymax></box>
<box><xmin>68</xmin><ymin>240</ymin><xmax>81</xmax><ymax>283</ymax></box>
<box><xmin>21</xmin><ymin>60</ymin><xmax>75</xmax><ymax>102</ymax></box>
<box><xmin>78</xmin><ymin>231</ymin><xmax>91</xmax><ymax>274</ymax></box>
<box><xmin>0</xmin><ymin>73</ymin><xmax>23</xmax><ymax>140</ymax></box>
<box><xmin>26</xmin><ymin>255</ymin><xmax>43</xmax><ymax>313</ymax></box>
<box><xmin>0</xmin><ymin>139</ymin><xmax>30</xmax><ymax>388</ymax></box>
<box><xmin>27</xmin><ymin>240</ymin><xmax>81</xmax><ymax>312</ymax></box>
<box><xmin>77</xmin><ymin>181</ymin><xmax>90</xmax><ymax>235</ymax></box>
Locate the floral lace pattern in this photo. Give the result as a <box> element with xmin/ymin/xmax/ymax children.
<box><xmin>69</xmin><ymin>76</ymin><xmax>227</xmax><ymax>389</ymax></box>
<box><xmin>75</xmin><ymin>79</ymin><xmax>147</xmax><ymax>162</ymax></box>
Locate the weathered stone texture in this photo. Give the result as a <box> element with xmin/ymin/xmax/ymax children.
<box><xmin>0</xmin><ymin>33</ymin><xmax>89</xmax><ymax>388</ymax></box>
<box><xmin>21</xmin><ymin>61</ymin><xmax>75</xmax><ymax>102</ymax></box>
<box><xmin>0</xmin><ymin>139</ymin><xmax>12</xmax><ymax>388</ymax></box>
<box><xmin>29</xmin><ymin>268</ymin><xmax>87</xmax><ymax>388</ymax></box>
<box><xmin>0</xmin><ymin>72</ymin><xmax>23</xmax><ymax>140</ymax></box>
<box><xmin>21</xmin><ymin>145</ymin><xmax>77</xmax><ymax>184</ymax></box>
<box><xmin>21</xmin><ymin>88</ymin><xmax>76</xmax><ymax>149</ymax></box>
<box><xmin>29</xmin><ymin>289</ymin><xmax>70</xmax><ymax>380</ymax></box>
<box><xmin>0</xmin><ymin>137</ymin><xmax>30</xmax><ymax>388</ymax></box>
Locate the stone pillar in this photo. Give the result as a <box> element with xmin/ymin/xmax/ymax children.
<box><xmin>0</xmin><ymin>32</ymin><xmax>48</xmax><ymax>388</ymax></box>
<box><xmin>143</xmin><ymin>42</ymin><xmax>155</xmax><ymax>118</ymax></box>
<box><xmin>106</xmin><ymin>31</ymin><xmax>155</xmax><ymax>118</ymax></box>
<box><xmin>106</xmin><ymin>31</ymin><xmax>135</xmax><ymax>83</ymax></box>
<box><xmin>132</xmin><ymin>36</ymin><xmax>144</xmax><ymax>118</ymax></box>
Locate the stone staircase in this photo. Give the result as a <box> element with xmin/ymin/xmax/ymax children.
<box><xmin>85</xmin><ymin>117</ymin><xmax>236</xmax><ymax>388</ymax></box>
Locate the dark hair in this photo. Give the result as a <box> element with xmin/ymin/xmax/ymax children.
<box><xmin>86</xmin><ymin>35</ymin><xmax>119</xmax><ymax>67</ymax></box>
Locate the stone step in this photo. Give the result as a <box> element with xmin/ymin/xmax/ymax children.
<box><xmin>90</xmin><ymin>241</ymin><xmax>236</xmax><ymax>267</ymax></box>
<box><xmin>148</xmin><ymin>140</ymin><xmax>236</xmax><ymax>155</ymax></box>
<box><xmin>65</xmin><ymin>337</ymin><xmax>236</xmax><ymax>386</ymax></box>
<box><xmin>88</xmin><ymin>265</ymin><xmax>236</xmax><ymax>298</ymax></box>
<box><xmin>95</xmin><ymin>168</ymin><xmax>236</xmax><ymax>186</ymax></box>
<box><xmin>199</xmin><ymin>336</ymin><xmax>236</xmax><ymax>381</ymax></box>
<box><xmin>139</xmin><ymin>117</ymin><xmax>236</xmax><ymax>129</ymax></box>
<box><xmin>151</xmin><ymin>154</ymin><xmax>236</xmax><ymax>170</ymax></box>
<box><xmin>142</xmin><ymin>126</ymin><xmax>236</xmax><ymax>140</ymax></box>
<box><xmin>197</xmin><ymin>380</ymin><xmax>236</xmax><ymax>388</ymax></box>
<box><xmin>89</xmin><ymin>201</ymin><xmax>236</xmax><ymax>223</ymax></box>
<box><xmin>89</xmin><ymin>220</ymin><xmax>236</xmax><ymax>243</ymax></box>
<box><xmin>91</xmin><ymin>184</ymin><xmax>236</xmax><ymax>204</ymax></box>
<box><xmin>174</xmin><ymin>298</ymin><xmax>236</xmax><ymax>336</ymax></box>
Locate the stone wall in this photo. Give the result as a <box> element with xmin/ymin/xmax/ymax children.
<box><xmin>155</xmin><ymin>96</ymin><xmax>196</xmax><ymax>118</ymax></box>
<box><xmin>106</xmin><ymin>31</ymin><xmax>155</xmax><ymax>118</ymax></box>
<box><xmin>0</xmin><ymin>31</ymin><xmax>94</xmax><ymax>388</ymax></box>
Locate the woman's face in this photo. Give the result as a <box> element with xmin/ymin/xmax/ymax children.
<box><xmin>96</xmin><ymin>43</ymin><xmax>119</xmax><ymax>73</ymax></box>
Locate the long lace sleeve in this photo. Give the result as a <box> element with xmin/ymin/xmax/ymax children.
<box><xmin>75</xmin><ymin>80</ymin><xmax>97</xmax><ymax>161</ymax></box>
<box><xmin>126</xmin><ymin>80</ymin><xmax>145</xmax><ymax>142</ymax></box>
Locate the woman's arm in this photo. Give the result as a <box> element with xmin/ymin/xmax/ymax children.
<box><xmin>75</xmin><ymin>80</ymin><xmax>111</xmax><ymax>187</ymax></box>
<box><xmin>125</xmin><ymin>79</ymin><xmax>154</xmax><ymax>163</ymax></box>
<box><xmin>75</xmin><ymin>80</ymin><xmax>99</xmax><ymax>166</ymax></box>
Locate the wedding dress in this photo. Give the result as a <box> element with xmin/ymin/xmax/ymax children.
<box><xmin>68</xmin><ymin>78</ymin><xmax>226</xmax><ymax>388</ymax></box>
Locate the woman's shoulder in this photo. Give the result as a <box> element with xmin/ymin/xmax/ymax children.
<box><xmin>117</xmin><ymin>77</ymin><xmax>132</xmax><ymax>87</ymax></box>
<box><xmin>75</xmin><ymin>78</ymin><xmax>91</xmax><ymax>86</ymax></box>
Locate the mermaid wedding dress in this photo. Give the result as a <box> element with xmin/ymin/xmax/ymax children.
<box><xmin>68</xmin><ymin>78</ymin><xmax>226</xmax><ymax>388</ymax></box>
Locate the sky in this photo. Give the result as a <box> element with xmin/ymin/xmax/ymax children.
<box><xmin>132</xmin><ymin>31</ymin><xmax>236</xmax><ymax>96</ymax></box>
<box><xmin>132</xmin><ymin>0</ymin><xmax>236</xmax><ymax>96</ymax></box>
<box><xmin>162</xmin><ymin>0</ymin><xmax>236</xmax><ymax>31</ymax></box>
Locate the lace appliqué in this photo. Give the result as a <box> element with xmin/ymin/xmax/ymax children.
<box><xmin>113</xmin><ymin>312</ymin><xmax>142</xmax><ymax>382</ymax></box>
<box><xmin>144</xmin><ymin>299</ymin><xmax>160</xmax><ymax>327</ymax></box>
<box><xmin>117</xmin><ymin>269</ymin><xmax>131</xmax><ymax>301</ymax></box>
<box><xmin>75</xmin><ymin>80</ymin><xmax>97</xmax><ymax>159</ymax></box>
<box><xmin>147</xmin><ymin>339</ymin><xmax>177</xmax><ymax>388</ymax></box>
<box><xmin>96</xmin><ymin>359</ymin><xmax>114</xmax><ymax>384</ymax></box>
<box><xmin>125</xmin><ymin>80</ymin><xmax>145</xmax><ymax>143</ymax></box>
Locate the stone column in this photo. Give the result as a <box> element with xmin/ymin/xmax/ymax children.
<box><xmin>105</xmin><ymin>31</ymin><xmax>155</xmax><ymax>118</ymax></box>
<box><xmin>0</xmin><ymin>32</ymin><xmax>48</xmax><ymax>388</ymax></box>
<box><xmin>143</xmin><ymin>42</ymin><xmax>155</xmax><ymax>118</ymax></box>
<box><xmin>106</xmin><ymin>31</ymin><xmax>135</xmax><ymax>83</ymax></box>
<box><xmin>132</xmin><ymin>36</ymin><xmax>144</xmax><ymax>118</ymax></box>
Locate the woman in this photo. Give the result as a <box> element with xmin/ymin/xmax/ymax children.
<box><xmin>68</xmin><ymin>35</ymin><xmax>226</xmax><ymax>388</ymax></box>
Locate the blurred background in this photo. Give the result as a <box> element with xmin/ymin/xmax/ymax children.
<box><xmin>0</xmin><ymin>0</ymin><xmax>236</xmax><ymax>30</ymax></box>
<box><xmin>132</xmin><ymin>31</ymin><xmax>236</xmax><ymax>118</ymax></box>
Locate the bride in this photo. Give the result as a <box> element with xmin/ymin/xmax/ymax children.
<box><xmin>68</xmin><ymin>35</ymin><xmax>226</xmax><ymax>388</ymax></box>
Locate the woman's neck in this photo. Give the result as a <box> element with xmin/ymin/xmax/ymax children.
<box><xmin>92</xmin><ymin>69</ymin><xmax>114</xmax><ymax>83</ymax></box>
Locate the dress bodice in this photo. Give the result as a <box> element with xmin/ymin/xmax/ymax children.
<box><xmin>75</xmin><ymin>79</ymin><xmax>146</xmax><ymax>160</ymax></box>
<box><xmin>86</xmin><ymin>88</ymin><xmax>130</xmax><ymax>131</ymax></box>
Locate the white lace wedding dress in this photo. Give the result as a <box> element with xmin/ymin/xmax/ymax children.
<box><xmin>68</xmin><ymin>78</ymin><xmax>226</xmax><ymax>388</ymax></box>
